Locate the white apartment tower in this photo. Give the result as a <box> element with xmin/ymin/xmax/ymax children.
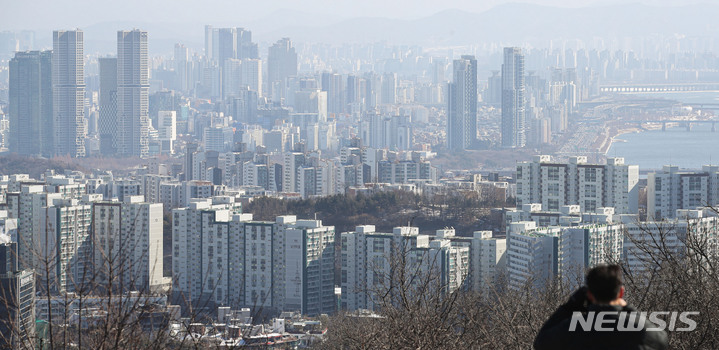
<box><xmin>471</xmin><ymin>231</ymin><xmax>507</xmax><ymax>293</ymax></box>
<box><xmin>340</xmin><ymin>226</ymin><xmax>469</xmax><ymax>312</ymax></box>
<box><xmin>41</xmin><ymin>198</ymin><xmax>93</xmax><ymax>292</ymax></box>
<box><xmin>172</xmin><ymin>200</ymin><xmax>336</xmax><ymax>315</ymax></box>
<box><xmin>157</xmin><ymin>111</ymin><xmax>176</xmax><ymax>155</ymax></box>
<box><xmin>647</xmin><ymin>165</ymin><xmax>719</xmax><ymax>220</ymax></box>
<box><xmin>506</xmin><ymin>220</ymin><xmax>624</xmax><ymax>290</ymax></box>
<box><xmin>284</xmin><ymin>218</ymin><xmax>336</xmax><ymax>316</ymax></box>
<box><xmin>516</xmin><ymin>156</ymin><xmax>639</xmax><ymax>214</ymax></box>
<box><xmin>92</xmin><ymin>196</ymin><xmax>164</xmax><ymax>292</ymax></box>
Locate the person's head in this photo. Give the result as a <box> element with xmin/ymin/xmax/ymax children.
<box><xmin>586</xmin><ymin>264</ymin><xmax>624</xmax><ymax>304</ymax></box>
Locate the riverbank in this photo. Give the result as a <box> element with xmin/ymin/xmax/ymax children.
<box><xmin>606</xmin><ymin>122</ymin><xmax>719</xmax><ymax>170</ymax></box>
<box><xmin>598</xmin><ymin>125</ymin><xmax>641</xmax><ymax>155</ymax></box>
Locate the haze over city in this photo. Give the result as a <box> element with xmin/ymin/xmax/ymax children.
<box><xmin>0</xmin><ymin>0</ymin><xmax>718</xmax><ymax>348</ymax></box>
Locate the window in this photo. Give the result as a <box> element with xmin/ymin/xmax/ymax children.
<box><xmin>548</xmin><ymin>199</ymin><xmax>559</xmax><ymax>211</ymax></box>
<box><xmin>688</xmin><ymin>176</ymin><xmax>702</xmax><ymax>191</ymax></box>
<box><xmin>585</xmin><ymin>168</ymin><xmax>597</xmax><ymax>182</ymax></box>
<box><xmin>584</xmin><ymin>184</ymin><xmax>597</xmax><ymax>198</ymax></box>
<box><xmin>688</xmin><ymin>193</ymin><xmax>703</xmax><ymax>207</ymax></box>
<box><xmin>547</xmin><ymin>167</ymin><xmax>560</xmax><ymax>181</ymax></box>
<box><xmin>548</xmin><ymin>183</ymin><xmax>560</xmax><ymax>196</ymax></box>
<box><xmin>655</xmin><ymin>178</ymin><xmax>662</xmax><ymax>191</ymax></box>
<box><xmin>585</xmin><ymin>200</ymin><xmax>597</xmax><ymax>212</ymax></box>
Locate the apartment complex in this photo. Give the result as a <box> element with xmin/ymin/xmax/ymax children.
<box><xmin>647</xmin><ymin>165</ymin><xmax>719</xmax><ymax>220</ymax></box>
<box><xmin>516</xmin><ymin>155</ymin><xmax>639</xmax><ymax>214</ymax></box>
<box><xmin>172</xmin><ymin>198</ymin><xmax>335</xmax><ymax>315</ymax></box>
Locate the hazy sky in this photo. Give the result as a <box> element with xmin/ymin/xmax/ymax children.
<box><xmin>0</xmin><ymin>0</ymin><xmax>709</xmax><ymax>31</ymax></box>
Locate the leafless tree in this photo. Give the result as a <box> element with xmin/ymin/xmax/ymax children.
<box><xmin>322</xmin><ymin>211</ymin><xmax>719</xmax><ymax>349</ymax></box>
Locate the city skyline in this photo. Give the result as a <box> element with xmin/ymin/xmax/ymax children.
<box><xmin>2</xmin><ymin>2</ymin><xmax>718</xmax><ymax>56</ymax></box>
<box><xmin>0</xmin><ymin>1</ymin><xmax>718</xmax><ymax>347</ymax></box>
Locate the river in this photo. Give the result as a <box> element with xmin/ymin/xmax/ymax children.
<box><xmin>606</xmin><ymin>91</ymin><xmax>719</xmax><ymax>170</ymax></box>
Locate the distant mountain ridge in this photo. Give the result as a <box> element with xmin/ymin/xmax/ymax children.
<box><xmin>69</xmin><ymin>2</ymin><xmax>719</xmax><ymax>54</ymax></box>
<box><xmin>257</xmin><ymin>2</ymin><xmax>719</xmax><ymax>45</ymax></box>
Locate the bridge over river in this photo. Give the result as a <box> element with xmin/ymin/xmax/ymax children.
<box><xmin>625</xmin><ymin>118</ymin><xmax>719</xmax><ymax>131</ymax></box>
<box><xmin>600</xmin><ymin>83</ymin><xmax>719</xmax><ymax>93</ymax></box>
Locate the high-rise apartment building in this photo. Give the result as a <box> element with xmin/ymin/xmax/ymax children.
<box><xmin>222</xmin><ymin>58</ymin><xmax>242</xmax><ymax>99</ymax></box>
<box><xmin>157</xmin><ymin>111</ymin><xmax>176</xmax><ymax>155</ymax></box>
<box><xmin>116</xmin><ymin>30</ymin><xmax>149</xmax><ymax>158</ymax></box>
<box><xmin>470</xmin><ymin>231</ymin><xmax>506</xmax><ymax>293</ymax></box>
<box><xmin>172</xmin><ymin>199</ymin><xmax>335</xmax><ymax>315</ymax></box>
<box><xmin>624</xmin><ymin>209</ymin><xmax>719</xmax><ymax>275</ymax></box>
<box><xmin>174</xmin><ymin>43</ymin><xmax>189</xmax><ymax>91</ymax></box>
<box><xmin>516</xmin><ymin>156</ymin><xmax>639</xmax><ymax>214</ymax></box>
<box><xmin>506</xmin><ymin>220</ymin><xmax>624</xmax><ymax>290</ymax></box>
<box><xmin>98</xmin><ymin>57</ymin><xmax>117</xmax><ymax>155</ymax></box>
<box><xmin>6</xmin><ymin>184</ymin><xmax>62</xmax><ymax>273</ymax></box>
<box><xmin>241</xmin><ymin>58</ymin><xmax>262</xmax><ymax>97</ymax></box>
<box><xmin>647</xmin><ymin>165</ymin><xmax>719</xmax><ymax>220</ymax></box>
<box><xmin>8</xmin><ymin>51</ymin><xmax>53</xmax><ymax>157</ymax></box>
<box><xmin>267</xmin><ymin>38</ymin><xmax>297</xmax><ymax>102</ymax></box>
<box><xmin>447</xmin><ymin>55</ymin><xmax>477</xmax><ymax>150</ymax></box>
<box><xmin>203</xmin><ymin>26</ymin><xmax>259</xmax><ymax>100</ymax></box>
<box><xmin>235</xmin><ymin>28</ymin><xmax>258</xmax><ymax>60</ymax></box>
<box><xmin>340</xmin><ymin>226</ymin><xmax>469</xmax><ymax>311</ymax></box>
<box><xmin>0</xmin><ymin>242</ymin><xmax>35</xmax><ymax>349</ymax></box>
<box><xmin>53</xmin><ymin>30</ymin><xmax>85</xmax><ymax>157</ymax></box>
<box><xmin>501</xmin><ymin>47</ymin><xmax>525</xmax><ymax>148</ymax></box>
<box><xmin>92</xmin><ymin>196</ymin><xmax>164</xmax><ymax>292</ymax></box>
<box><xmin>41</xmin><ymin>198</ymin><xmax>93</xmax><ymax>292</ymax></box>
<box><xmin>321</xmin><ymin>72</ymin><xmax>344</xmax><ymax>115</ymax></box>
<box><xmin>215</xmin><ymin>27</ymin><xmax>236</xmax><ymax>67</ymax></box>
<box><xmin>283</xmin><ymin>218</ymin><xmax>336</xmax><ymax>316</ymax></box>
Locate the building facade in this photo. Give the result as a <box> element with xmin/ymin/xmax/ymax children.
<box><xmin>8</xmin><ymin>50</ymin><xmax>53</xmax><ymax>157</ymax></box>
<box><xmin>516</xmin><ymin>156</ymin><xmax>639</xmax><ymax>214</ymax></box>
<box><xmin>447</xmin><ymin>55</ymin><xmax>477</xmax><ymax>150</ymax></box>
<box><xmin>501</xmin><ymin>47</ymin><xmax>525</xmax><ymax>148</ymax></box>
<box><xmin>647</xmin><ymin>165</ymin><xmax>719</xmax><ymax>220</ymax></box>
<box><xmin>53</xmin><ymin>30</ymin><xmax>86</xmax><ymax>157</ymax></box>
<box><xmin>116</xmin><ymin>30</ymin><xmax>150</xmax><ymax>158</ymax></box>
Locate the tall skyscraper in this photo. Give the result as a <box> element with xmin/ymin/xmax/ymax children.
<box><xmin>174</xmin><ymin>43</ymin><xmax>189</xmax><ymax>91</ymax></box>
<box><xmin>203</xmin><ymin>27</ymin><xmax>259</xmax><ymax>101</ymax></box>
<box><xmin>204</xmin><ymin>25</ymin><xmax>214</xmax><ymax>59</ymax></box>
<box><xmin>53</xmin><ymin>30</ymin><xmax>86</xmax><ymax>157</ymax></box>
<box><xmin>267</xmin><ymin>38</ymin><xmax>298</xmax><ymax>102</ymax></box>
<box><xmin>501</xmin><ymin>47</ymin><xmax>526</xmax><ymax>148</ymax></box>
<box><xmin>98</xmin><ymin>57</ymin><xmax>117</xmax><ymax>155</ymax></box>
<box><xmin>116</xmin><ymin>30</ymin><xmax>149</xmax><ymax>158</ymax></box>
<box><xmin>380</xmin><ymin>72</ymin><xmax>397</xmax><ymax>105</ymax></box>
<box><xmin>241</xmin><ymin>58</ymin><xmax>262</xmax><ymax>97</ymax></box>
<box><xmin>236</xmin><ymin>28</ymin><xmax>258</xmax><ymax>60</ymax></box>
<box><xmin>447</xmin><ymin>55</ymin><xmax>477</xmax><ymax>150</ymax></box>
<box><xmin>8</xmin><ymin>51</ymin><xmax>53</xmax><ymax>157</ymax></box>
<box><xmin>321</xmin><ymin>72</ymin><xmax>344</xmax><ymax>115</ymax></box>
<box><xmin>215</xmin><ymin>28</ymin><xmax>236</xmax><ymax>66</ymax></box>
<box><xmin>222</xmin><ymin>58</ymin><xmax>242</xmax><ymax>99</ymax></box>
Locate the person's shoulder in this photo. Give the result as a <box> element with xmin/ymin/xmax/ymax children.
<box><xmin>622</xmin><ymin>305</ymin><xmax>668</xmax><ymax>350</ymax></box>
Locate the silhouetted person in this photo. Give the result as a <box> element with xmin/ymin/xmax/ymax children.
<box><xmin>534</xmin><ymin>265</ymin><xmax>668</xmax><ymax>350</ymax></box>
